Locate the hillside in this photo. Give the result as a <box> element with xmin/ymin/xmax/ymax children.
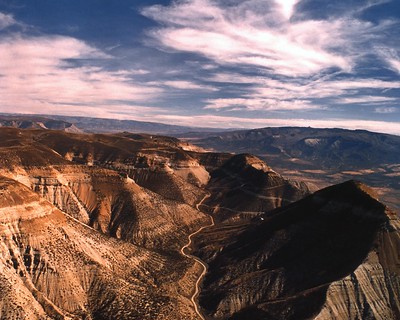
<box><xmin>0</xmin><ymin>177</ymin><xmax>199</xmax><ymax>319</ymax></box>
<box><xmin>185</xmin><ymin>126</ymin><xmax>400</xmax><ymax>210</ymax></box>
<box><xmin>201</xmin><ymin>153</ymin><xmax>310</xmax><ymax>222</ymax></box>
<box><xmin>194</xmin><ymin>181</ymin><xmax>400</xmax><ymax>319</ymax></box>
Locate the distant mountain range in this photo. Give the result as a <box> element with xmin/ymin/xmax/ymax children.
<box><xmin>183</xmin><ymin>127</ymin><xmax>400</xmax><ymax>210</ymax></box>
<box><xmin>182</xmin><ymin>126</ymin><xmax>400</xmax><ymax>169</ymax></box>
<box><xmin>0</xmin><ymin>114</ymin><xmax>82</xmax><ymax>133</ymax></box>
<box><xmin>0</xmin><ymin>113</ymin><xmax>227</xmax><ymax>135</ymax></box>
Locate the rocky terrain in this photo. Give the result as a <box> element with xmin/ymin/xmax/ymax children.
<box><xmin>201</xmin><ymin>153</ymin><xmax>310</xmax><ymax>223</ymax></box>
<box><xmin>183</xmin><ymin>126</ymin><xmax>400</xmax><ymax>210</ymax></box>
<box><xmin>0</xmin><ymin>126</ymin><xmax>399</xmax><ymax>319</ymax></box>
<box><xmin>4</xmin><ymin>113</ymin><xmax>398</xmax><ymax>208</ymax></box>
<box><xmin>0</xmin><ymin>127</ymin><xmax>307</xmax><ymax>319</ymax></box>
<box><xmin>0</xmin><ymin>176</ymin><xmax>198</xmax><ymax>319</ymax></box>
<box><xmin>194</xmin><ymin>181</ymin><xmax>400</xmax><ymax>320</ymax></box>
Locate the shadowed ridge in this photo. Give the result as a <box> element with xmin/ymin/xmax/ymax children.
<box><xmin>203</xmin><ymin>153</ymin><xmax>309</xmax><ymax>222</ymax></box>
<box><xmin>196</xmin><ymin>180</ymin><xmax>398</xmax><ymax>320</ymax></box>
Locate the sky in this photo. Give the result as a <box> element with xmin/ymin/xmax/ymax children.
<box><xmin>0</xmin><ymin>0</ymin><xmax>400</xmax><ymax>134</ymax></box>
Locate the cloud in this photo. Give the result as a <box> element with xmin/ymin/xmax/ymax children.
<box><xmin>0</xmin><ymin>12</ymin><xmax>16</xmax><ymax>30</ymax></box>
<box><xmin>375</xmin><ymin>48</ymin><xmax>400</xmax><ymax>74</ymax></box>
<box><xmin>129</xmin><ymin>69</ymin><xmax>151</xmax><ymax>75</ymax></box>
<box><xmin>274</xmin><ymin>0</ymin><xmax>301</xmax><ymax>19</ymax></box>
<box><xmin>253</xmin><ymin>78</ymin><xmax>400</xmax><ymax>99</ymax></box>
<box><xmin>375</xmin><ymin>107</ymin><xmax>397</xmax><ymax>113</ymax></box>
<box><xmin>387</xmin><ymin>58</ymin><xmax>400</xmax><ymax>73</ymax></box>
<box><xmin>141</xmin><ymin>0</ymin><xmax>395</xmax><ymax>76</ymax></box>
<box><xmin>0</xmin><ymin>35</ymin><xmax>163</xmax><ymax>115</ymax></box>
<box><xmin>141</xmin><ymin>0</ymin><xmax>400</xmax><ymax>118</ymax></box>
<box><xmin>163</xmin><ymin>80</ymin><xmax>217</xmax><ymax>91</ymax></box>
<box><xmin>204</xmin><ymin>72</ymin><xmax>400</xmax><ymax>111</ymax></box>
<box><xmin>204</xmin><ymin>97</ymin><xmax>320</xmax><ymax>111</ymax></box>
<box><xmin>0</xmin><ymin>2</ymin><xmax>398</xmax><ymax>135</ymax></box>
<box><xmin>337</xmin><ymin>96</ymin><xmax>397</xmax><ymax>105</ymax></box>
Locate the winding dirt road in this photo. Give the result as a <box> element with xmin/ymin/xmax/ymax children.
<box><xmin>181</xmin><ymin>193</ymin><xmax>213</xmax><ymax>320</ymax></box>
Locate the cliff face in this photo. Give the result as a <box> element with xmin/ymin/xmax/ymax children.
<box><xmin>0</xmin><ymin>129</ymin><xmax>304</xmax><ymax>248</ymax></box>
<box><xmin>0</xmin><ymin>177</ymin><xmax>199</xmax><ymax>319</ymax></box>
<box><xmin>194</xmin><ymin>181</ymin><xmax>400</xmax><ymax>320</ymax></box>
<box><xmin>27</xmin><ymin>167</ymin><xmax>206</xmax><ymax>252</ymax></box>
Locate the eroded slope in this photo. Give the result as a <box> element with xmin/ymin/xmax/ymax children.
<box><xmin>194</xmin><ymin>181</ymin><xmax>400</xmax><ymax>319</ymax></box>
<box><xmin>0</xmin><ymin>177</ymin><xmax>200</xmax><ymax>319</ymax></box>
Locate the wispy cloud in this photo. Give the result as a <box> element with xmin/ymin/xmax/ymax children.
<box><xmin>204</xmin><ymin>72</ymin><xmax>400</xmax><ymax>111</ymax></box>
<box><xmin>276</xmin><ymin>0</ymin><xmax>300</xmax><ymax>19</ymax></box>
<box><xmin>375</xmin><ymin>47</ymin><xmax>400</xmax><ymax>74</ymax></box>
<box><xmin>337</xmin><ymin>96</ymin><xmax>397</xmax><ymax>105</ymax></box>
<box><xmin>163</xmin><ymin>80</ymin><xmax>217</xmax><ymax>91</ymax></box>
<box><xmin>0</xmin><ymin>35</ymin><xmax>163</xmax><ymax>115</ymax></box>
<box><xmin>141</xmin><ymin>0</ymin><xmax>392</xmax><ymax>77</ymax></box>
<box><xmin>387</xmin><ymin>58</ymin><xmax>400</xmax><ymax>73</ymax></box>
<box><xmin>375</xmin><ymin>106</ymin><xmax>397</xmax><ymax>113</ymax></box>
<box><xmin>0</xmin><ymin>2</ymin><xmax>399</xmax><ymax>134</ymax></box>
<box><xmin>0</xmin><ymin>12</ymin><xmax>16</xmax><ymax>30</ymax></box>
<box><xmin>204</xmin><ymin>97</ymin><xmax>319</xmax><ymax>111</ymax></box>
<box><xmin>141</xmin><ymin>0</ymin><xmax>400</xmax><ymax>119</ymax></box>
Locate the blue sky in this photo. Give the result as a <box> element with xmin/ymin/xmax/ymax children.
<box><xmin>0</xmin><ymin>0</ymin><xmax>399</xmax><ymax>134</ymax></box>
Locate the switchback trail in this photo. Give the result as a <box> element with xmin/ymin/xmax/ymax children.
<box><xmin>181</xmin><ymin>193</ymin><xmax>213</xmax><ymax>320</ymax></box>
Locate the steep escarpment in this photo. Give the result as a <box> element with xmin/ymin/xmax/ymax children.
<box><xmin>194</xmin><ymin>181</ymin><xmax>399</xmax><ymax>320</ymax></box>
<box><xmin>203</xmin><ymin>153</ymin><xmax>309</xmax><ymax>222</ymax></box>
<box><xmin>33</xmin><ymin>130</ymin><xmax>210</xmax><ymax>205</ymax></box>
<box><xmin>0</xmin><ymin>128</ymin><xmax>215</xmax><ymax>319</ymax></box>
<box><xmin>0</xmin><ymin>177</ymin><xmax>199</xmax><ymax>319</ymax></box>
<box><xmin>131</xmin><ymin>165</ymin><xmax>206</xmax><ymax>206</ymax></box>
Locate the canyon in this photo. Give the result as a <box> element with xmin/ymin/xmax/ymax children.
<box><xmin>0</xmin><ymin>126</ymin><xmax>399</xmax><ymax>319</ymax></box>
